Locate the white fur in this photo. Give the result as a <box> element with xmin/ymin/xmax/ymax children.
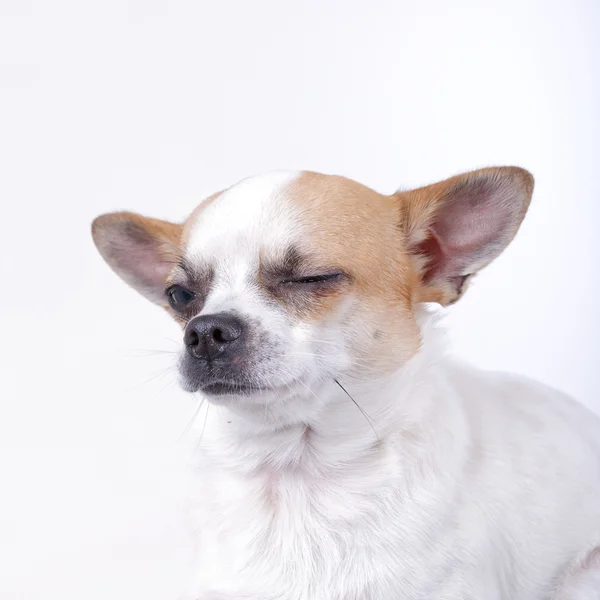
<box><xmin>176</xmin><ymin>174</ymin><xmax>600</xmax><ymax>599</ymax></box>
<box><xmin>187</xmin><ymin>171</ymin><xmax>301</xmax><ymax>261</ymax></box>
<box><xmin>182</xmin><ymin>311</ymin><xmax>600</xmax><ymax>599</ymax></box>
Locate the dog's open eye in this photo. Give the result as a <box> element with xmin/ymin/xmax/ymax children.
<box><xmin>166</xmin><ymin>285</ymin><xmax>195</xmax><ymax>309</ymax></box>
<box><xmin>281</xmin><ymin>273</ymin><xmax>343</xmax><ymax>285</ymax></box>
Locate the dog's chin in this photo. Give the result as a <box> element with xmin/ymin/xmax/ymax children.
<box><xmin>199</xmin><ymin>382</ymin><xmax>277</xmax><ymax>404</ymax></box>
<box><xmin>179</xmin><ymin>374</ymin><xmax>292</xmax><ymax>404</ymax></box>
<box><xmin>179</xmin><ymin>369</ymin><xmax>334</xmax><ymax>427</ymax></box>
<box><xmin>177</xmin><ymin>367</ymin><xmax>324</xmax><ymax>415</ymax></box>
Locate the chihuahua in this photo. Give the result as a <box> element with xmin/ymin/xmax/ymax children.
<box><xmin>92</xmin><ymin>168</ymin><xmax>600</xmax><ymax>599</ymax></box>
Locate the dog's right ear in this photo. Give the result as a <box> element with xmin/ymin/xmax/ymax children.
<box><xmin>91</xmin><ymin>212</ymin><xmax>182</xmax><ymax>306</ymax></box>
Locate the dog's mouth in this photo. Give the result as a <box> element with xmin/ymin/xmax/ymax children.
<box><xmin>179</xmin><ymin>356</ymin><xmax>310</xmax><ymax>399</ymax></box>
<box><xmin>200</xmin><ymin>381</ymin><xmax>270</xmax><ymax>396</ymax></box>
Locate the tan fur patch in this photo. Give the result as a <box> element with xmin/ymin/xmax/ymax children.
<box><xmin>282</xmin><ymin>172</ymin><xmax>423</xmax><ymax>374</ymax></box>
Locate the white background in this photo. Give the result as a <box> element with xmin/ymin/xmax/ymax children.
<box><xmin>1</xmin><ymin>1</ymin><xmax>598</xmax><ymax>598</ymax></box>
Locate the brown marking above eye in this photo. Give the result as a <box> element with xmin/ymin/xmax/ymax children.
<box><xmin>260</xmin><ymin>246</ymin><xmax>347</xmax><ymax>286</ymax></box>
<box><xmin>164</xmin><ymin>258</ymin><xmax>214</xmax><ymax>322</ymax></box>
<box><xmin>260</xmin><ymin>246</ymin><xmax>305</xmax><ymax>282</ymax></box>
<box><xmin>168</xmin><ymin>257</ymin><xmax>214</xmax><ymax>287</ymax></box>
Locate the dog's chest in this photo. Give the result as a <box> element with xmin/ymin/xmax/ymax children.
<box><xmin>189</xmin><ymin>449</ymin><xmax>462</xmax><ymax>599</ymax></box>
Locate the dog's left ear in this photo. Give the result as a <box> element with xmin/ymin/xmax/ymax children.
<box><xmin>397</xmin><ymin>166</ymin><xmax>534</xmax><ymax>305</ymax></box>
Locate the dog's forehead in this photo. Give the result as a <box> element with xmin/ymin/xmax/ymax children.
<box><xmin>183</xmin><ymin>171</ymin><xmax>301</xmax><ymax>261</ymax></box>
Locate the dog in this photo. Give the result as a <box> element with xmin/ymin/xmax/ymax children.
<box><xmin>92</xmin><ymin>167</ymin><xmax>600</xmax><ymax>599</ymax></box>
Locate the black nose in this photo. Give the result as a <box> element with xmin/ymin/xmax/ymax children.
<box><xmin>184</xmin><ymin>313</ymin><xmax>245</xmax><ymax>360</ymax></box>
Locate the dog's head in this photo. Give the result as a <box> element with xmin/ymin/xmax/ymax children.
<box><xmin>92</xmin><ymin>168</ymin><xmax>533</xmax><ymax>422</ymax></box>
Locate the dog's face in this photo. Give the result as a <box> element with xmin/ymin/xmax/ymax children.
<box><xmin>92</xmin><ymin>168</ymin><xmax>533</xmax><ymax>421</ymax></box>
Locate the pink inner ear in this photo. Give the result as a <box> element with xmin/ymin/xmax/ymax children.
<box><xmin>105</xmin><ymin>221</ymin><xmax>174</xmax><ymax>300</ymax></box>
<box><xmin>419</xmin><ymin>175</ymin><xmax>524</xmax><ymax>283</ymax></box>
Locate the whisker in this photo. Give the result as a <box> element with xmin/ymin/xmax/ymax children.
<box><xmin>283</xmin><ymin>352</ymin><xmax>387</xmax><ymax>376</ymax></box>
<box><xmin>156</xmin><ymin>377</ymin><xmax>177</xmax><ymax>396</ymax></box>
<box><xmin>123</xmin><ymin>365</ymin><xmax>176</xmax><ymax>392</ymax></box>
<box><xmin>124</xmin><ymin>349</ymin><xmax>178</xmax><ymax>358</ymax></box>
<box><xmin>334</xmin><ymin>378</ymin><xmax>380</xmax><ymax>442</ymax></box>
<box><xmin>179</xmin><ymin>399</ymin><xmax>205</xmax><ymax>441</ymax></box>
<box><xmin>195</xmin><ymin>401</ymin><xmax>211</xmax><ymax>452</ymax></box>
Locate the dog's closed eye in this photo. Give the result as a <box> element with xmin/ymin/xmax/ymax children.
<box><xmin>280</xmin><ymin>273</ymin><xmax>344</xmax><ymax>286</ymax></box>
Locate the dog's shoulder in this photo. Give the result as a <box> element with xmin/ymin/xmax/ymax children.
<box><xmin>443</xmin><ymin>362</ymin><xmax>600</xmax><ymax>507</ymax></box>
<box><xmin>445</xmin><ymin>360</ymin><xmax>598</xmax><ymax>434</ymax></box>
